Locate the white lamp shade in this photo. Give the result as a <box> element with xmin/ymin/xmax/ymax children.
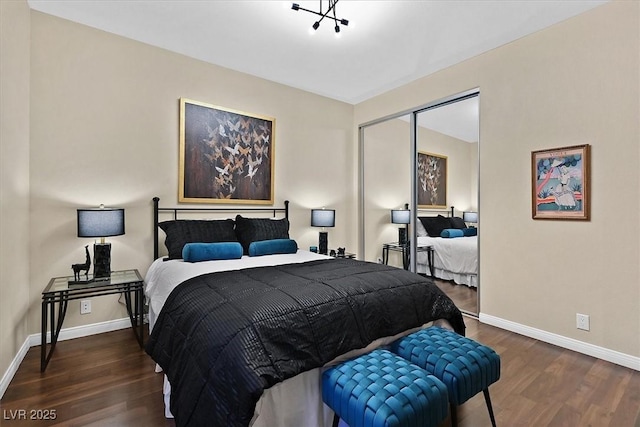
<box><xmin>77</xmin><ymin>207</ymin><xmax>125</xmax><ymax>237</ymax></box>
<box><xmin>463</xmin><ymin>211</ymin><xmax>478</xmax><ymax>223</ymax></box>
<box><xmin>311</xmin><ymin>209</ymin><xmax>335</xmax><ymax>227</ymax></box>
<box><xmin>390</xmin><ymin>209</ymin><xmax>411</xmax><ymax>224</ymax></box>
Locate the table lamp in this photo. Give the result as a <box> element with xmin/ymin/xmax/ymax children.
<box><xmin>463</xmin><ymin>211</ymin><xmax>478</xmax><ymax>228</ymax></box>
<box><xmin>77</xmin><ymin>205</ymin><xmax>125</xmax><ymax>279</ymax></box>
<box><xmin>391</xmin><ymin>205</ymin><xmax>411</xmax><ymax>245</ymax></box>
<box><xmin>311</xmin><ymin>208</ymin><xmax>335</xmax><ymax>255</ymax></box>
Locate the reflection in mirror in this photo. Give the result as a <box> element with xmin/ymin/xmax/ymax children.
<box><xmin>415</xmin><ymin>95</ymin><xmax>479</xmax><ymax>315</ymax></box>
<box><xmin>361</xmin><ymin>115</ymin><xmax>411</xmax><ymax>268</ymax></box>
<box><xmin>359</xmin><ymin>91</ymin><xmax>479</xmax><ymax>316</ymax></box>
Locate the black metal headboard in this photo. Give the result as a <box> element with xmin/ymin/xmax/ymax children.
<box><xmin>416</xmin><ymin>206</ymin><xmax>455</xmax><ymax>217</ymax></box>
<box><xmin>152</xmin><ymin>197</ymin><xmax>289</xmax><ymax>260</ymax></box>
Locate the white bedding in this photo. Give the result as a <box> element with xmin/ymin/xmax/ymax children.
<box><xmin>145</xmin><ymin>250</ymin><xmax>453</xmax><ymax>426</ymax></box>
<box><xmin>145</xmin><ymin>250</ymin><xmax>331</xmax><ymax>329</ymax></box>
<box><xmin>415</xmin><ymin>235</ymin><xmax>478</xmax><ymax>287</ymax></box>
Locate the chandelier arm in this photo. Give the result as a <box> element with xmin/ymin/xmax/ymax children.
<box><xmin>332</xmin><ymin>0</ymin><xmax>338</xmax><ymax>24</ymax></box>
<box><xmin>292</xmin><ymin>1</ymin><xmax>346</xmax><ymax>27</ymax></box>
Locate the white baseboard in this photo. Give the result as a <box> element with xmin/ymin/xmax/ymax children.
<box><xmin>1</xmin><ymin>317</ymin><xmax>132</xmax><ymax>399</ymax></box>
<box><xmin>0</xmin><ymin>337</ymin><xmax>31</xmax><ymax>401</ymax></box>
<box><xmin>479</xmin><ymin>313</ymin><xmax>640</xmax><ymax>371</ymax></box>
<box><xmin>27</xmin><ymin>317</ymin><xmax>133</xmax><ymax>347</ymax></box>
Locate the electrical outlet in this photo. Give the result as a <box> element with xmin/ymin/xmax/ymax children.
<box><xmin>80</xmin><ymin>299</ymin><xmax>91</xmax><ymax>315</ymax></box>
<box><xmin>377</xmin><ymin>257</ymin><xmax>383</xmax><ymax>264</ymax></box>
<box><xmin>576</xmin><ymin>313</ymin><xmax>589</xmax><ymax>331</ymax></box>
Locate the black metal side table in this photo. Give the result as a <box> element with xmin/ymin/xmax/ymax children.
<box><xmin>382</xmin><ymin>242</ymin><xmax>434</xmax><ymax>276</ymax></box>
<box><xmin>41</xmin><ymin>269</ymin><xmax>145</xmax><ymax>372</ymax></box>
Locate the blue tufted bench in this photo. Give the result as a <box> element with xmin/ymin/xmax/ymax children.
<box><xmin>322</xmin><ymin>349</ymin><xmax>449</xmax><ymax>427</ymax></box>
<box><xmin>390</xmin><ymin>327</ymin><xmax>501</xmax><ymax>427</ymax></box>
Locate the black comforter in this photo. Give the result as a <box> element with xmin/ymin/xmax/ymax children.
<box><xmin>145</xmin><ymin>258</ymin><xmax>464</xmax><ymax>427</ymax></box>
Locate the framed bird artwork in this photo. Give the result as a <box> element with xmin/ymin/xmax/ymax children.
<box><xmin>179</xmin><ymin>98</ymin><xmax>275</xmax><ymax>204</ymax></box>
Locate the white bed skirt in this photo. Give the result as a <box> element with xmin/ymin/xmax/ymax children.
<box><xmin>416</xmin><ymin>264</ymin><xmax>478</xmax><ymax>288</ymax></box>
<box><xmin>152</xmin><ymin>309</ymin><xmax>453</xmax><ymax>426</ymax></box>
<box><xmin>162</xmin><ymin>367</ymin><xmax>342</xmax><ymax>426</ymax></box>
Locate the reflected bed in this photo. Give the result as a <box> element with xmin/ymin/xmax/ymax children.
<box><xmin>415</xmin><ymin>211</ymin><xmax>478</xmax><ymax>287</ymax></box>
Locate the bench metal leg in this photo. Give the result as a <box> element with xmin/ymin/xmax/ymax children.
<box><xmin>332</xmin><ymin>413</ymin><xmax>340</xmax><ymax>427</ymax></box>
<box><xmin>449</xmin><ymin>391</ymin><xmax>497</xmax><ymax>427</ymax></box>
<box><xmin>483</xmin><ymin>389</ymin><xmax>497</xmax><ymax>427</ymax></box>
<box><xmin>450</xmin><ymin>402</ymin><xmax>458</xmax><ymax>427</ymax></box>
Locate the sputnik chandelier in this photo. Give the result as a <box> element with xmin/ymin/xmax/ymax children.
<box><xmin>292</xmin><ymin>0</ymin><xmax>350</xmax><ymax>33</ymax></box>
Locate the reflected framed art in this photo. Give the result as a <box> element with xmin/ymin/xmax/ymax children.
<box><xmin>418</xmin><ymin>151</ymin><xmax>447</xmax><ymax>209</ymax></box>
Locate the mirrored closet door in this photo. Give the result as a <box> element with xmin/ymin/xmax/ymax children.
<box><xmin>359</xmin><ymin>89</ymin><xmax>480</xmax><ymax>316</ymax></box>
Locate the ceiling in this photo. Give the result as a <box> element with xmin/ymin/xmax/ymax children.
<box><xmin>29</xmin><ymin>0</ymin><xmax>607</xmax><ymax>106</ymax></box>
<box><xmin>417</xmin><ymin>96</ymin><xmax>479</xmax><ymax>143</ymax></box>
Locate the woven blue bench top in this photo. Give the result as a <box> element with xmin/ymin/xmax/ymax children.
<box><xmin>391</xmin><ymin>327</ymin><xmax>501</xmax><ymax>405</ymax></box>
<box><xmin>322</xmin><ymin>349</ymin><xmax>448</xmax><ymax>427</ymax></box>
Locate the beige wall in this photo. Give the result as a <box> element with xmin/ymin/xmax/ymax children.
<box><xmin>362</xmin><ymin>118</ymin><xmax>411</xmax><ymax>263</ymax></box>
<box><xmin>0</xmin><ymin>0</ymin><xmax>31</xmax><ymax>386</ymax></box>
<box><xmin>356</xmin><ymin>1</ymin><xmax>640</xmax><ymax>357</ymax></box>
<box><xmin>28</xmin><ymin>12</ymin><xmax>355</xmax><ymax>334</ymax></box>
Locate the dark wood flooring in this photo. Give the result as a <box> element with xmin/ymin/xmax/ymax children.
<box><xmin>433</xmin><ymin>278</ymin><xmax>478</xmax><ymax>315</ymax></box>
<box><xmin>1</xmin><ymin>320</ymin><xmax>638</xmax><ymax>426</ymax></box>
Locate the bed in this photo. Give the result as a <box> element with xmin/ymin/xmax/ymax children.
<box><xmin>414</xmin><ymin>210</ymin><xmax>478</xmax><ymax>287</ymax></box>
<box><xmin>144</xmin><ymin>197</ymin><xmax>465</xmax><ymax>427</ymax></box>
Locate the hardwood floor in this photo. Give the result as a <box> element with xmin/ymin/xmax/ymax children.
<box><xmin>0</xmin><ymin>328</ymin><xmax>173</xmax><ymax>427</ymax></box>
<box><xmin>433</xmin><ymin>278</ymin><xmax>478</xmax><ymax>314</ymax></box>
<box><xmin>1</xmin><ymin>322</ymin><xmax>638</xmax><ymax>426</ymax></box>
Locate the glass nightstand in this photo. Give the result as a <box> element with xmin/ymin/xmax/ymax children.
<box><xmin>382</xmin><ymin>242</ymin><xmax>434</xmax><ymax>275</ymax></box>
<box><xmin>41</xmin><ymin>269</ymin><xmax>145</xmax><ymax>372</ymax></box>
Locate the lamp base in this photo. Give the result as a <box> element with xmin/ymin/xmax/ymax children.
<box><xmin>398</xmin><ymin>227</ymin><xmax>407</xmax><ymax>245</ymax></box>
<box><xmin>93</xmin><ymin>243</ymin><xmax>112</xmax><ymax>279</ymax></box>
<box><xmin>318</xmin><ymin>231</ymin><xmax>328</xmax><ymax>255</ymax></box>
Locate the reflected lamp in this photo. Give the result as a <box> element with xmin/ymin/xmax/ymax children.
<box><xmin>391</xmin><ymin>205</ymin><xmax>411</xmax><ymax>245</ymax></box>
<box><xmin>463</xmin><ymin>211</ymin><xmax>478</xmax><ymax>228</ymax></box>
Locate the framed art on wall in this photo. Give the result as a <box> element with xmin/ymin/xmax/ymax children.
<box><xmin>179</xmin><ymin>98</ymin><xmax>275</xmax><ymax>204</ymax></box>
<box><xmin>417</xmin><ymin>151</ymin><xmax>447</xmax><ymax>208</ymax></box>
<box><xmin>531</xmin><ymin>144</ymin><xmax>590</xmax><ymax>220</ymax></box>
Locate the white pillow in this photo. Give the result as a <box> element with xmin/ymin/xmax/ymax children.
<box><xmin>415</xmin><ymin>219</ymin><xmax>428</xmax><ymax>237</ymax></box>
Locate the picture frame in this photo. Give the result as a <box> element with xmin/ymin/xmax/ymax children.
<box><xmin>417</xmin><ymin>151</ymin><xmax>447</xmax><ymax>209</ymax></box>
<box><xmin>179</xmin><ymin>98</ymin><xmax>275</xmax><ymax>204</ymax></box>
<box><xmin>531</xmin><ymin>144</ymin><xmax>590</xmax><ymax>220</ymax></box>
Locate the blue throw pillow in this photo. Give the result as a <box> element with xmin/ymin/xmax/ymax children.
<box><xmin>463</xmin><ymin>227</ymin><xmax>477</xmax><ymax>236</ymax></box>
<box><xmin>182</xmin><ymin>242</ymin><xmax>243</xmax><ymax>262</ymax></box>
<box><xmin>248</xmin><ymin>239</ymin><xmax>298</xmax><ymax>257</ymax></box>
<box><xmin>440</xmin><ymin>228</ymin><xmax>464</xmax><ymax>238</ymax></box>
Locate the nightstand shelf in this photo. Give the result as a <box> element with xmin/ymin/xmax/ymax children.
<box><xmin>382</xmin><ymin>242</ymin><xmax>434</xmax><ymax>276</ymax></box>
<box><xmin>41</xmin><ymin>269</ymin><xmax>144</xmax><ymax>372</ymax></box>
